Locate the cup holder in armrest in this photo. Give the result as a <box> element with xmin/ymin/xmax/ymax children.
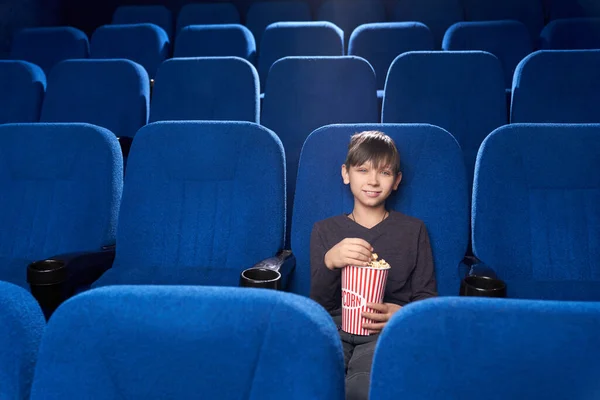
<box><xmin>460</xmin><ymin>275</ymin><xmax>507</xmax><ymax>298</ymax></box>
<box><xmin>27</xmin><ymin>259</ymin><xmax>72</xmax><ymax>320</ymax></box>
<box><xmin>240</xmin><ymin>268</ymin><xmax>281</xmax><ymax>290</ymax></box>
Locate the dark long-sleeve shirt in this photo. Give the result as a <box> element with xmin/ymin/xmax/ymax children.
<box><xmin>310</xmin><ymin>211</ymin><xmax>437</xmax><ymax>314</ymax></box>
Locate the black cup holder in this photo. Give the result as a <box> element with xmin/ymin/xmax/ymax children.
<box><xmin>460</xmin><ymin>275</ymin><xmax>507</xmax><ymax>298</ymax></box>
<box><xmin>27</xmin><ymin>259</ymin><xmax>70</xmax><ymax>320</ymax></box>
<box><xmin>240</xmin><ymin>268</ymin><xmax>281</xmax><ymax>290</ymax></box>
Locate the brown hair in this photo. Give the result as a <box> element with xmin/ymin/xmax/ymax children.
<box><xmin>344</xmin><ymin>131</ymin><xmax>400</xmax><ymax>174</ymax></box>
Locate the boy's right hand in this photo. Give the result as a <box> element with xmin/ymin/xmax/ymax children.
<box><xmin>324</xmin><ymin>238</ymin><xmax>373</xmax><ymax>270</ymax></box>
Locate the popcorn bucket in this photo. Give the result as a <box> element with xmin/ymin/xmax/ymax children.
<box><xmin>341</xmin><ymin>264</ymin><xmax>390</xmax><ymax>335</ymax></box>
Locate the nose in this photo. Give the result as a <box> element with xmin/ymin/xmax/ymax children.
<box><xmin>367</xmin><ymin>170</ymin><xmax>379</xmax><ymax>186</ymax></box>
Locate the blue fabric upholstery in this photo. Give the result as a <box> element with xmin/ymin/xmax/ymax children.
<box><xmin>316</xmin><ymin>0</ymin><xmax>386</xmax><ymax>48</ymax></box>
<box><xmin>291</xmin><ymin>124</ymin><xmax>468</xmax><ymax>296</ymax></box>
<box><xmin>90</xmin><ymin>23</ymin><xmax>169</xmax><ymax>79</ymax></box>
<box><xmin>112</xmin><ymin>5</ymin><xmax>173</xmax><ymax>39</ymax></box>
<box><xmin>540</xmin><ymin>18</ymin><xmax>600</xmax><ymax>49</ymax></box>
<box><xmin>349</xmin><ymin>22</ymin><xmax>434</xmax><ymax>90</ymax></box>
<box><xmin>246</xmin><ymin>1</ymin><xmax>312</xmax><ymax>51</ymax></box>
<box><xmin>511</xmin><ymin>50</ymin><xmax>600</xmax><ymax>123</ymax></box>
<box><xmin>95</xmin><ymin>121</ymin><xmax>285</xmax><ymax>287</ymax></box>
<box><xmin>472</xmin><ymin>123</ymin><xmax>600</xmax><ymax>301</ymax></box>
<box><xmin>463</xmin><ymin>0</ymin><xmax>544</xmax><ymax>44</ymax></box>
<box><xmin>150</xmin><ymin>57</ymin><xmax>259</xmax><ymax>123</ymax></box>
<box><xmin>262</xmin><ymin>56</ymin><xmax>378</xmax><ymax>247</ymax></box>
<box><xmin>10</xmin><ymin>27</ymin><xmax>89</xmax><ymax>75</ymax></box>
<box><xmin>0</xmin><ymin>281</ymin><xmax>45</xmax><ymax>400</ymax></box>
<box><xmin>547</xmin><ymin>0</ymin><xmax>600</xmax><ymax>20</ymax></box>
<box><xmin>258</xmin><ymin>22</ymin><xmax>343</xmax><ymax>90</ymax></box>
<box><xmin>371</xmin><ymin>297</ymin><xmax>600</xmax><ymax>399</ymax></box>
<box><xmin>41</xmin><ymin>59</ymin><xmax>149</xmax><ymax>138</ymax></box>
<box><xmin>0</xmin><ymin>60</ymin><xmax>45</xmax><ymax>124</ymax></box>
<box><xmin>0</xmin><ymin>123</ymin><xmax>123</xmax><ymax>288</ymax></box>
<box><xmin>30</xmin><ymin>285</ymin><xmax>344</xmax><ymax>400</ymax></box>
<box><xmin>443</xmin><ymin>21</ymin><xmax>533</xmax><ymax>88</ymax></box>
<box><xmin>176</xmin><ymin>3</ymin><xmax>240</xmax><ymax>33</ymax></box>
<box><xmin>383</xmin><ymin>51</ymin><xmax>507</xmax><ymax>187</ymax></box>
<box><xmin>174</xmin><ymin>24</ymin><xmax>256</xmax><ymax>63</ymax></box>
<box><xmin>392</xmin><ymin>0</ymin><xmax>464</xmax><ymax>49</ymax></box>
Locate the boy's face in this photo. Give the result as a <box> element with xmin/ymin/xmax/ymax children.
<box><xmin>341</xmin><ymin>161</ymin><xmax>402</xmax><ymax>209</ymax></box>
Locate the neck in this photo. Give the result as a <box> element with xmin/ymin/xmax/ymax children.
<box><xmin>350</xmin><ymin>204</ymin><xmax>387</xmax><ymax>229</ymax></box>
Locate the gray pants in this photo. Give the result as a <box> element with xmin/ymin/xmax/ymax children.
<box><xmin>333</xmin><ymin>315</ymin><xmax>379</xmax><ymax>400</ymax></box>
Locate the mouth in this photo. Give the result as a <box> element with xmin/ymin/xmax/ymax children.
<box><xmin>363</xmin><ymin>190</ymin><xmax>382</xmax><ymax>198</ymax></box>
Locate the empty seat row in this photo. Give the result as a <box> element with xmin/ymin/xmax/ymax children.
<box><xmin>111</xmin><ymin>0</ymin><xmax>600</xmax><ymax>49</ymax></box>
<box><xmin>3</xmin><ymin>50</ymin><xmax>600</xmax><ymax>210</ymax></box>
<box><xmin>15</xmin><ymin>17</ymin><xmax>600</xmax><ymax>95</ymax></box>
<box><xmin>4</xmin><ymin>281</ymin><xmax>600</xmax><ymax>399</ymax></box>
<box><xmin>0</xmin><ymin>121</ymin><xmax>598</xmax><ymax>303</ymax></box>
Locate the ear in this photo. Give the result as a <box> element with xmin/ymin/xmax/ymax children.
<box><xmin>341</xmin><ymin>164</ymin><xmax>350</xmax><ymax>185</ymax></box>
<box><xmin>392</xmin><ymin>172</ymin><xmax>402</xmax><ymax>190</ymax></box>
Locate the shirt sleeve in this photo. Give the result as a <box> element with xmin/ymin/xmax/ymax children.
<box><xmin>409</xmin><ymin>222</ymin><xmax>438</xmax><ymax>301</ymax></box>
<box><xmin>309</xmin><ymin>222</ymin><xmax>341</xmax><ymax>312</ymax></box>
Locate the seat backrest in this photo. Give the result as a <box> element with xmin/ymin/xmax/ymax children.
<box><xmin>472</xmin><ymin>123</ymin><xmax>600</xmax><ymax>300</ymax></box>
<box><xmin>41</xmin><ymin>59</ymin><xmax>149</xmax><ymax>138</ymax></box>
<box><xmin>246</xmin><ymin>1</ymin><xmax>312</xmax><ymax>51</ymax></box>
<box><xmin>262</xmin><ymin>56</ymin><xmax>378</xmax><ymax>247</ymax></box>
<box><xmin>10</xmin><ymin>27</ymin><xmax>89</xmax><ymax>75</ymax></box>
<box><xmin>291</xmin><ymin>123</ymin><xmax>468</xmax><ymax>296</ymax></box>
<box><xmin>173</xmin><ymin>24</ymin><xmax>255</xmax><ymax>63</ymax></box>
<box><xmin>372</xmin><ymin>297</ymin><xmax>600</xmax><ymax>399</ymax></box>
<box><xmin>0</xmin><ymin>123</ymin><xmax>123</xmax><ymax>287</ymax></box>
<box><xmin>176</xmin><ymin>2</ymin><xmax>240</xmax><ymax>33</ymax></box>
<box><xmin>150</xmin><ymin>57</ymin><xmax>259</xmax><ymax>123</ymax></box>
<box><xmin>392</xmin><ymin>0</ymin><xmax>464</xmax><ymax>49</ymax></box>
<box><xmin>317</xmin><ymin>0</ymin><xmax>386</xmax><ymax>48</ymax></box>
<box><xmin>0</xmin><ymin>281</ymin><xmax>45</xmax><ymax>400</ymax></box>
<box><xmin>462</xmin><ymin>0</ymin><xmax>544</xmax><ymax>43</ymax></box>
<box><xmin>349</xmin><ymin>22</ymin><xmax>434</xmax><ymax>90</ymax></box>
<box><xmin>0</xmin><ymin>60</ymin><xmax>45</xmax><ymax>124</ymax></box>
<box><xmin>96</xmin><ymin>121</ymin><xmax>285</xmax><ymax>287</ymax></box>
<box><xmin>511</xmin><ymin>50</ymin><xmax>600</xmax><ymax>123</ymax></box>
<box><xmin>90</xmin><ymin>23</ymin><xmax>169</xmax><ymax>79</ymax></box>
<box><xmin>30</xmin><ymin>285</ymin><xmax>344</xmax><ymax>400</ymax></box>
<box><xmin>383</xmin><ymin>51</ymin><xmax>506</xmax><ymax>187</ymax></box>
<box><xmin>540</xmin><ymin>18</ymin><xmax>600</xmax><ymax>50</ymax></box>
<box><xmin>258</xmin><ymin>21</ymin><xmax>343</xmax><ymax>89</ymax></box>
<box><xmin>443</xmin><ymin>20</ymin><xmax>533</xmax><ymax>88</ymax></box>
<box><xmin>112</xmin><ymin>5</ymin><xmax>173</xmax><ymax>39</ymax></box>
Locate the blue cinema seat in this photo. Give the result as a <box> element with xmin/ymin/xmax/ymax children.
<box><xmin>29</xmin><ymin>285</ymin><xmax>344</xmax><ymax>399</ymax></box>
<box><xmin>472</xmin><ymin>123</ymin><xmax>600</xmax><ymax>300</ymax></box>
<box><xmin>290</xmin><ymin>123</ymin><xmax>468</xmax><ymax>297</ymax></box>
<box><xmin>150</xmin><ymin>57</ymin><xmax>259</xmax><ymax>123</ymax></box>
<box><xmin>371</xmin><ymin>297</ymin><xmax>600</xmax><ymax>399</ymax></box>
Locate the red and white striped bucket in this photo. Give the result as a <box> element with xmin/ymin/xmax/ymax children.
<box><xmin>341</xmin><ymin>265</ymin><xmax>390</xmax><ymax>336</ymax></box>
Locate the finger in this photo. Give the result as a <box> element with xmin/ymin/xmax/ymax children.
<box><xmin>366</xmin><ymin>302</ymin><xmax>388</xmax><ymax>312</ymax></box>
<box><xmin>349</xmin><ymin>245</ymin><xmax>372</xmax><ymax>259</ymax></box>
<box><xmin>345</xmin><ymin>238</ymin><xmax>374</xmax><ymax>251</ymax></box>
<box><xmin>362</xmin><ymin>322</ymin><xmax>385</xmax><ymax>331</ymax></box>
<box><xmin>347</xmin><ymin>249</ymin><xmax>371</xmax><ymax>263</ymax></box>
<box><xmin>362</xmin><ymin>311</ymin><xmax>388</xmax><ymax>322</ymax></box>
<box><xmin>344</xmin><ymin>257</ymin><xmax>370</xmax><ymax>267</ymax></box>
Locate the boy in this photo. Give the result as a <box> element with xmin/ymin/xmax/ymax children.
<box><xmin>310</xmin><ymin>131</ymin><xmax>437</xmax><ymax>400</ymax></box>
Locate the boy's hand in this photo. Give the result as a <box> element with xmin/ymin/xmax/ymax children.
<box><xmin>362</xmin><ymin>302</ymin><xmax>402</xmax><ymax>333</ymax></box>
<box><xmin>324</xmin><ymin>238</ymin><xmax>373</xmax><ymax>270</ymax></box>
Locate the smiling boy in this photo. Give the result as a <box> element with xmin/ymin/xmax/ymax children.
<box><xmin>310</xmin><ymin>131</ymin><xmax>437</xmax><ymax>400</ymax></box>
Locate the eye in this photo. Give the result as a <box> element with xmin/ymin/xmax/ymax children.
<box><xmin>357</xmin><ymin>168</ymin><xmax>367</xmax><ymax>173</ymax></box>
<box><xmin>381</xmin><ymin>170</ymin><xmax>392</xmax><ymax>176</ymax></box>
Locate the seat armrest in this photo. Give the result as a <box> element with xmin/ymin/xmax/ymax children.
<box><xmin>249</xmin><ymin>250</ymin><xmax>296</xmax><ymax>290</ymax></box>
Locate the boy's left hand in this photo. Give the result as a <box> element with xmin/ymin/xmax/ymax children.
<box><xmin>362</xmin><ymin>303</ymin><xmax>402</xmax><ymax>333</ymax></box>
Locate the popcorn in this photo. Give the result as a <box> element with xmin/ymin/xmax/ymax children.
<box><xmin>367</xmin><ymin>252</ymin><xmax>390</xmax><ymax>269</ymax></box>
